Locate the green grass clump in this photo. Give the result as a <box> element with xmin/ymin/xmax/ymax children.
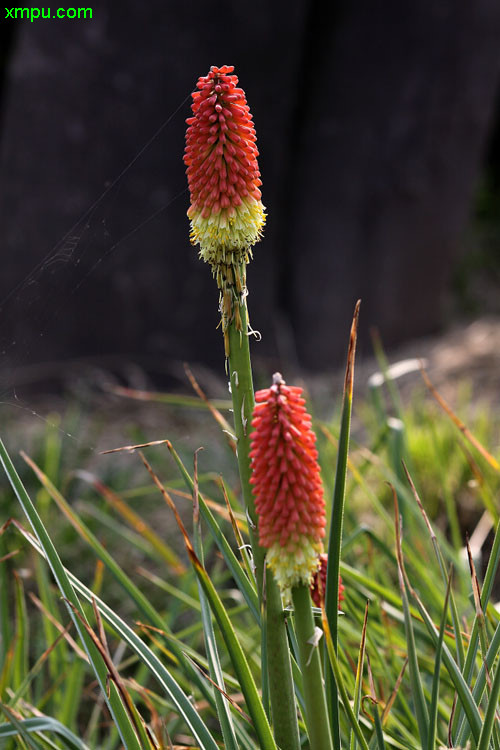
<box><xmin>1</xmin><ymin>358</ymin><xmax>500</xmax><ymax>748</ymax></box>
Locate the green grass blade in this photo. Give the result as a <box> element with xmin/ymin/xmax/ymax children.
<box><xmin>193</xmin><ymin>475</ymin><xmax>240</xmax><ymax>750</ymax></box>
<box><xmin>0</xmin><ymin>713</ymin><xmax>90</xmax><ymax>749</ymax></box>
<box><xmin>370</xmin><ymin>704</ymin><xmax>386</xmax><ymax>750</ymax></box>
<box><xmin>0</xmin><ymin>534</ymin><xmax>13</xmax><ymax>673</ymax></box>
<box><xmin>427</xmin><ymin>567</ymin><xmax>452</xmax><ymax>750</ymax></box>
<box><xmin>393</xmin><ymin>487</ymin><xmax>429</xmax><ymax>746</ymax></box>
<box><xmin>477</xmin><ymin>658</ymin><xmax>500</xmax><ymax>750</ymax></box>
<box><xmin>12</xmin><ymin>571</ymin><xmax>29</xmax><ymax>696</ymax></box>
<box><xmin>350</xmin><ymin>601</ymin><xmax>369</xmax><ymax>750</ymax></box>
<box><xmin>397</xmin><ymin>563</ymin><xmax>429</xmax><ymax>746</ymax></box>
<box><xmin>35</xmin><ymin>416</ymin><xmax>67</xmax><ymax>697</ymax></box>
<box><xmin>0</xmin><ymin>436</ymin><xmax>144</xmax><ymax>750</ymax></box>
<box><xmin>113</xmin><ymin>384</ymin><xmax>232</xmax><ymax>411</ymax></box>
<box><xmin>325</xmin><ymin>300</ymin><xmax>360</xmax><ymax>750</ymax></box>
<box><xmin>0</xmin><ymin>705</ymin><xmax>45</xmax><ymax>750</ymax></box>
<box><xmin>366</xmin><ymin>656</ymin><xmax>386</xmax><ymax>750</ymax></box>
<box><xmin>260</xmin><ymin>581</ymin><xmax>269</xmax><ymax>721</ymax></box>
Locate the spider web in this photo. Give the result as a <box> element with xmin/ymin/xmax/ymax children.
<box><xmin>0</xmin><ymin>93</ymin><xmax>191</xmax><ymax>452</ymax></box>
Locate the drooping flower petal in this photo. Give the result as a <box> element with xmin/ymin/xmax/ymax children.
<box><xmin>250</xmin><ymin>373</ymin><xmax>326</xmax><ymax>595</ymax></box>
<box><xmin>310</xmin><ymin>553</ymin><xmax>345</xmax><ymax>608</ymax></box>
<box><xmin>184</xmin><ymin>65</ymin><xmax>265</xmax><ymax>275</ymax></box>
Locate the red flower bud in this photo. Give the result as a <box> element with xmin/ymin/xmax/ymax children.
<box><xmin>310</xmin><ymin>553</ymin><xmax>345</xmax><ymax>608</ymax></box>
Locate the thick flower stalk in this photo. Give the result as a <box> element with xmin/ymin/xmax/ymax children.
<box><xmin>184</xmin><ymin>65</ymin><xmax>265</xmax><ymax>351</ymax></box>
<box><xmin>250</xmin><ymin>373</ymin><xmax>326</xmax><ymax>597</ymax></box>
<box><xmin>310</xmin><ymin>553</ymin><xmax>345</xmax><ymax>608</ymax></box>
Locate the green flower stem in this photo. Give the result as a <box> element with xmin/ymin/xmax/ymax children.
<box><xmin>227</xmin><ymin>294</ymin><xmax>300</xmax><ymax>750</ymax></box>
<box><xmin>292</xmin><ymin>584</ymin><xmax>333</xmax><ymax>750</ymax></box>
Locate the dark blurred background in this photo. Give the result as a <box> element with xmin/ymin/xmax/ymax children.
<box><xmin>1</xmin><ymin>0</ymin><xmax>500</xmax><ymax>391</ymax></box>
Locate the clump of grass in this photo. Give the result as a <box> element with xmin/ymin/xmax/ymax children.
<box><xmin>1</xmin><ymin>339</ymin><xmax>500</xmax><ymax>748</ymax></box>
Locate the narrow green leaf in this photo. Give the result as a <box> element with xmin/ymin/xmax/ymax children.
<box><xmin>12</xmin><ymin>571</ymin><xmax>29</xmax><ymax>695</ymax></box>
<box><xmin>0</xmin><ymin>713</ymin><xmax>90</xmax><ymax>749</ymax></box>
<box><xmin>350</xmin><ymin>601</ymin><xmax>369</xmax><ymax>750</ymax></box>
<box><xmin>0</xmin><ymin>705</ymin><xmax>44</xmax><ymax>750</ymax></box>
<box><xmin>427</xmin><ymin>568</ymin><xmax>452</xmax><ymax>750</ymax></box>
<box><xmin>113</xmin><ymin>384</ymin><xmax>232</xmax><ymax>411</ymax></box>
<box><xmin>397</xmin><ymin>562</ymin><xmax>429</xmax><ymax>746</ymax></box>
<box><xmin>371</xmin><ymin>703</ymin><xmax>386</xmax><ymax>750</ymax></box>
<box><xmin>365</xmin><ymin>656</ymin><xmax>386</xmax><ymax>750</ymax></box>
<box><xmin>477</xmin><ymin>659</ymin><xmax>500</xmax><ymax>750</ymax></box>
<box><xmin>0</xmin><ymin>533</ymin><xmax>13</xmax><ymax>672</ymax></box>
<box><xmin>193</xmin><ymin>469</ymin><xmax>240</xmax><ymax>750</ymax></box>
<box><xmin>325</xmin><ymin>300</ymin><xmax>360</xmax><ymax>750</ymax></box>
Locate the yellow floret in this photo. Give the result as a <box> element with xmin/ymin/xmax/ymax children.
<box><xmin>189</xmin><ymin>197</ymin><xmax>266</xmax><ymax>268</ymax></box>
<box><xmin>266</xmin><ymin>538</ymin><xmax>323</xmax><ymax>603</ymax></box>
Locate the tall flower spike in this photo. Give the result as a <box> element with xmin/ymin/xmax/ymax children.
<box><xmin>184</xmin><ymin>65</ymin><xmax>265</xmax><ymax>351</ymax></box>
<box><xmin>250</xmin><ymin>373</ymin><xmax>326</xmax><ymax>597</ymax></box>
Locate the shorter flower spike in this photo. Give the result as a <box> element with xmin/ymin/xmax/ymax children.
<box><xmin>250</xmin><ymin>373</ymin><xmax>326</xmax><ymax>597</ymax></box>
<box><xmin>310</xmin><ymin>553</ymin><xmax>344</xmax><ymax>608</ymax></box>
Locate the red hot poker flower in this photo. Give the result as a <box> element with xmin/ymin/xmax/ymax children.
<box><xmin>250</xmin><ymin>373</ymin><xmax>326</xmax><ymax>595</ymax></box>
<box><xmin>184</xmin><ymin>65</ymin><xmax>265</xmax><ymax>280</ymax></box>
<box><xmin>310</xmin><ymin>553</ymin><xmax>345</xmax><ymax>609</ymax></box>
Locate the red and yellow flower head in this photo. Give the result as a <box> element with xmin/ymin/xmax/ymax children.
<box><xmin>184</xmin><ymin>66</ymin><xmax>265</xmax><ymax>291</ymax></box>
<box><xmin>249</xmin><ymin>373</ymin><xmax>326</xmax><ymax>595</ymax></box>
